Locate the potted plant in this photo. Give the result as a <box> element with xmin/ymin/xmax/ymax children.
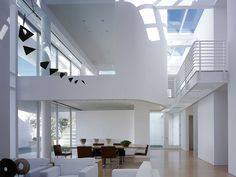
<box><xmin>120</xmin><ymin>140</ymin><xmax>131</xmax><ymax>147</ymax></box>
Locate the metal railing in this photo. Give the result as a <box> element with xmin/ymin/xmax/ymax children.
<box><xmin>173</xmin><ymin>40</ymin><xmax>226</xmax><ymax>96</ymax></box>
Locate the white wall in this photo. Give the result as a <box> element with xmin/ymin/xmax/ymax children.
<box><xmin>198</xmin><ymin>93</ymin><xmax>215</xmax><ymax>164</ymax></box>
<box><xmin>228</xmin><ymin>0</ymin><xmax>236</xmax><ymax>174</ymax></box>
<box><xmin>76</xmin><ymin>110</ymin><xmax>134</xmax><ymax>144</ymax></box>
<box><xmin>194</xmin><ymin>7</ymin><xmax>227</xmax><ymax>41</ymax></box>
<box><xmin>197</xmin><ymin>86</ymin><xmax>228</xmax><ymax>165</ymax></box>
<box><xmin>194</xmin><ymin>9</ymin><xmax>214</xmax><ymax>40</ymax></box>
<box><xmin>17</xmin><ymin>2</ymin><xmax>168</xmax><ymax>106</ymax></box>
<box><xmin>214</xmin><ymin>86</ymin><xmax>228</xmax><ymax>165</ymax></box>
<box><xmin>214</xmin><ymin>7</ymin><xmax>227</xmax><ymax>40</ymax></box>
<box><xmin>180</xmin><ymin>108</ymin><xmax>192</xmax><ymax>151</ymax></box>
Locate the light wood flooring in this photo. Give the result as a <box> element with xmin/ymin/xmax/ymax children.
<box><xmin>102</xmin><ymin>149</ymin><xmax>235</xmax><ymax>177</ymax></box>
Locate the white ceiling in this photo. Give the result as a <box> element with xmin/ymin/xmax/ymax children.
<box><xmin>45</xmin><ymin>0</ymin><xmax>219</xmax><ymax>111</ymax></box>
<box><xmin>56</xmin><ymin>99</ymin><xmax>164</xmax><ymax>111</ymax></box>
<box><xmin>48</xmin><ymin>2</ymin><xmax>116</xmax><ymax>69</ymax></box>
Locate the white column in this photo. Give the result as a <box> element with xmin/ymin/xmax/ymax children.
<box><xmin>41</xmin><ymin>101</ymin><xmax>51</xmax><ymax>158</ymax></box>
<box><xmin>40</xmin><ymin>2</ymin><xmax>51</xmax><ymax>76</ymax></box>
<box><xmin>0</xmin><ymin>0</ymin><xmax>17</xmax><ymax>158</ymax></box>
<box><xmin>0</xmin><ymin>0</ymin><xmax>11</xmax><ymax>158</ymax></box>
<box><xmin>40</xmin><ymin>0</ymin><xmax>52</xmax><ymax>158</ymax></box>
<box><xmin>192</xmin><ymin>104</ymin><xmax>198</xmax><ymax>157</ymax></box>
<box><xmin>134</xmin><ymin>103</ymin><xmax>150</xmax><ymax>145</ymax></box>
<box><xmin>163</xmin><ymin>114</ymin><xmax>169</xmax><ymax>148</ymax></box>
<box><xmin>227</xmin><ymin>0</ymin><xmax>236</xmax><ymax>175</ymax></box>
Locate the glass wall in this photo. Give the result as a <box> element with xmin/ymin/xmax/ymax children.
<box><xmin>17</xmin><ymin>14</ymin><xmax>83</xmax><ymax>77</ymax></box>
<box><xmin>18</xmin><ymin>15</ymin><xmax>39</xmax><ymax>76</ymax></box>
<box><xmin>50</xmin><ymin>103</ymin><xmax>78</xmax><ymax>158</ymax></box>
<box><xmin>58</xmin><ymin>106</ymin><xmax>71</xmax><ymax>147</ymax></box>
<box><xmin>168</xmin><ymin>114</ymin><xmax>180</xmax><ymax>146</ymax></box>
<box><xmin>51</xmin><ymin>33</ymin><xmax>82</xmax><ymax>76</ymax></box>
<box><xmin>18</xmin><ymin>101</ymin><xmax>77</xmax><ymax>158</ymax></box>
<box><xmin>18</xmin><ymin>101</ymin><xmax>39</xmax><ymax>158</ymax></box>
<box><xmin>150</xmin><ymin>112</ymin><xmax>164</xmax><ymax>148</ymax></box>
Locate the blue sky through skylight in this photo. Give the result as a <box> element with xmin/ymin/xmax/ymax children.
<box><xmin>168</xmin><ymin>9</ymin><xmax>203</xmax><ymax>33</ymax></box>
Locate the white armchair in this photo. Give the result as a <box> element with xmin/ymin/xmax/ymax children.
<box><xmin>25</xmin><ymin>158</ymin><xmax>52</xmax><ymax>177</ymax></box>
<box><xmin>40</xmin><ymin>158</ymin><xmax>98</xmax><ymax>177</ymax></box>
<box><xmin>112</xmin><ymin>161</ymin><xmax>160</xmax><ymax>177</ymax></box>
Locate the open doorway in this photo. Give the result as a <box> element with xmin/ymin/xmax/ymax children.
<box><xmin>149</xmin><ymin>112</ymin><xmax>164</xmax><ymax>148</ymax></box>
<box><xmin>189</xmin><ymin>115</ymin><xmax>193</xmax><ymax>151</ymax></box>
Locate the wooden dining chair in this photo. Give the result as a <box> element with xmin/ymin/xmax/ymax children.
<box><xmin>134</xmin><ymin>145</ymin><xmax>149</xmax><ymax>156</ymax></box>
<box><xmin>101</xmin><ymin>146</ymin><xmax>118</xmax><ymax>167</ymax></box>
<box><xmin>77</xmin><ymin>146</ymin><xmax>93</xmax><ymax>158</ymax></box>
<box><xmin>53</xmin><ymin>144</ymin><xmax>72</xmax><ymax>158</ymax></box>
<box><xmin>113</xmin><ymin>143</ymin><xmax>125</xmax><ymax>164</ymax></box>
<box><xmin>93</xmin><ymin>143</ymin><xmax>104</xmax><ymax>157</ymax></box>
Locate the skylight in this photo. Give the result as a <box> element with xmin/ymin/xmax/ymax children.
<box><xmin>124</xmin><ymin>0</ymin><xmax>156</xmax><ymax>7</ymax></box>
<box><xmin>168</xmin><ymin>47</ymin><xmax>186</xmax><ymax>56</ymax></box>
<box><xmin>168</xmin><ymin>9</ymin><xmax>203</xmax><ymax>33</ymax></box>
<box><xmin>146</xmin><ymin>27</ymin><xmax>160</xmax><ymax>41</ymax></box>
<box><xmin>139</xmin><ymin>8</ymin><xmax>156</xmax><ymax>24</ymax></box>
<box><xmin>99</xmin><ymin>70</ymin><xmax>116</xmax><ymax>75</ymax></box>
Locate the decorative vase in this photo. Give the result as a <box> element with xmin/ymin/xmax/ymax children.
<box><xmin>106</xmin><ymin>138</ymin><xmax>112</xmax><ymax>145</ymax></box>
<box><xmin>94</xmin><ymin>138</ymin><xmax>99</xmax><ymax>143</ymax></box>
<box><xmin>80</xmin><ymin>138</ymin><xmax>86</xmax><ymax>145</ymax></box>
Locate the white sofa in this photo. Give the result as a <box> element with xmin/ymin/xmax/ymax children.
<box><xmin>112</xmin><ymin>161</ymin><xmax>160</xmax><ymax>177</ymax></box>
<box><xmin>25</xmin><ymin>158</ymin><xmax>52</xmax><ymax>177</ymax></box>
<box><xmin>40</xmin><ymin>158</ymin><xmax>98</xmax><ymax>177</ymax></box>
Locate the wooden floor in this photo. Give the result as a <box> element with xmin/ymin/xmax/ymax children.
<box><xmin>102</xmin><ymin>149</ymin><xmax>235</xmax><ymax>177</ymax></box>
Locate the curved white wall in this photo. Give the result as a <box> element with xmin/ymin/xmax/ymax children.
<box><xmin>17</xmin><ymin>2</ymin><xmax>168</xmax><ymax>106</ymax></box>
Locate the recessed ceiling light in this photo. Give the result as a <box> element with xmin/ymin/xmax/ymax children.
<box><xmin>88</xmin><ymin>30</ymin><xmax>92</xmax><ymax>32</ymax></box>
<box><xmin>101</xmin><ymin>19</ymin><xmax>105</xmax><ymax>22</ymax></box>
<box><xmin>105</xmin><ymin>30</ymin><xmax>109</xmax><ymax>32</ymax></box>
<box><xmin>82</xmin><ymin>19</ymin><xmax>86</xmax><ymax>22</ymax></box>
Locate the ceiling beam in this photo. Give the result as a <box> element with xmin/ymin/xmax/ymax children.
<box><xmin>179</xmin><ymin>9</ymin><xmax>188</xmax><ymax>33</ymax></box>
<box><xmin>153</xmin><ymin>0</ymin><xmax>216</xmax><ymax>9</ymax></box>
<box><xmin>46</xmin><ymin>0</ymin><xmax>115</xmax><ymax>4</ymax></box>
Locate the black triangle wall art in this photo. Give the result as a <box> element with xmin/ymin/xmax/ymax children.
<box><xmin>40</xmin><ymin>61</ymin><xmax>50</xmax><ymax>70</ymax></box>
<box><xmin>59</xmin><ymin>72</ymin><xmax>67</xmax><ymax>78</ymax></box>
<box><xmin>81</xmin><ymin>80</ymin><xmax>86</xmax><ymax>85</ymax></box>
<box><xmin>23</xmin><ymin>46</ymin><xmax>36</xmax><ymax>55</ymax></box>
<box><xmin>74</xmin><ymin>80</ymin><xmax>78</xmax><ymax>84</ymax></box>
<box><xmin>68</xmin><ymin>77</ymin><xmax>73</xmax><ymax>82</ymax></box>
<box><xmin>19</xmin><ymin>25</ymin><xmax>34</xmax><ymax>42</ymax></box>
<box><xmin>49</xmin><ymin>68</ymin><xmax>58</xmax><ymax>75</ymax></box>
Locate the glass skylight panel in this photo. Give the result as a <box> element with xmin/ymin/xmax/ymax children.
<box><xmin>124</xmin><ymin>0</ymin><xmax>156</xmax><ymax>7</ymax></box>
<box><xmin>139</xmin><ymin>8</ymin><xmax>156</xmax><ymax>24</ymax></box>
<box><xmin>99</xmin><ymin>70</ymin><xmax>116</xmax><ymax>75</ymax></box>
<box><xmin>146</xmin><ymin>27</ymin><xmax>160</xmax><ymax>41</ymax></box>
<box><xmin>168</xmin><ymin>10</ymin><xmax>185</xmax><ymax>33</ymax></box>
<box><xmin>182</xmin><ymin>9</ymin><xmax>203</xmax><ymax>33</ymax></box>
<box><xmin>168</xmin><ymin>47</ymin><xmax>186</xmax><ymax>56</ymax></box>
<box><xmin>168</xmin><ymin>9</ymin><xmax>203</xmax><ymax>33</ymax></box>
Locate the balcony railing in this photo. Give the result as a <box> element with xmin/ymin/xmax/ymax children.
<box><xmin>171</xmin><ymin>40</ymin><xmax>226</xmax><ymax>97</ymax></box>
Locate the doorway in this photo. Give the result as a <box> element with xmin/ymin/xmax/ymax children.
<box><xmin>189</xmin><ymin>115</ymin><xmax>193</xmax><ymax>151</ymax></box>
<box><xmin>149</xmin><ymin>112</ymin><xmax>164</xmax><ymax>148</ymax></box>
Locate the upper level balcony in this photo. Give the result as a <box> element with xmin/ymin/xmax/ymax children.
<box><xmin>168</xmin><ymin>40</ymin><xmax>227</xmax><ymax>112</ymax></box>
